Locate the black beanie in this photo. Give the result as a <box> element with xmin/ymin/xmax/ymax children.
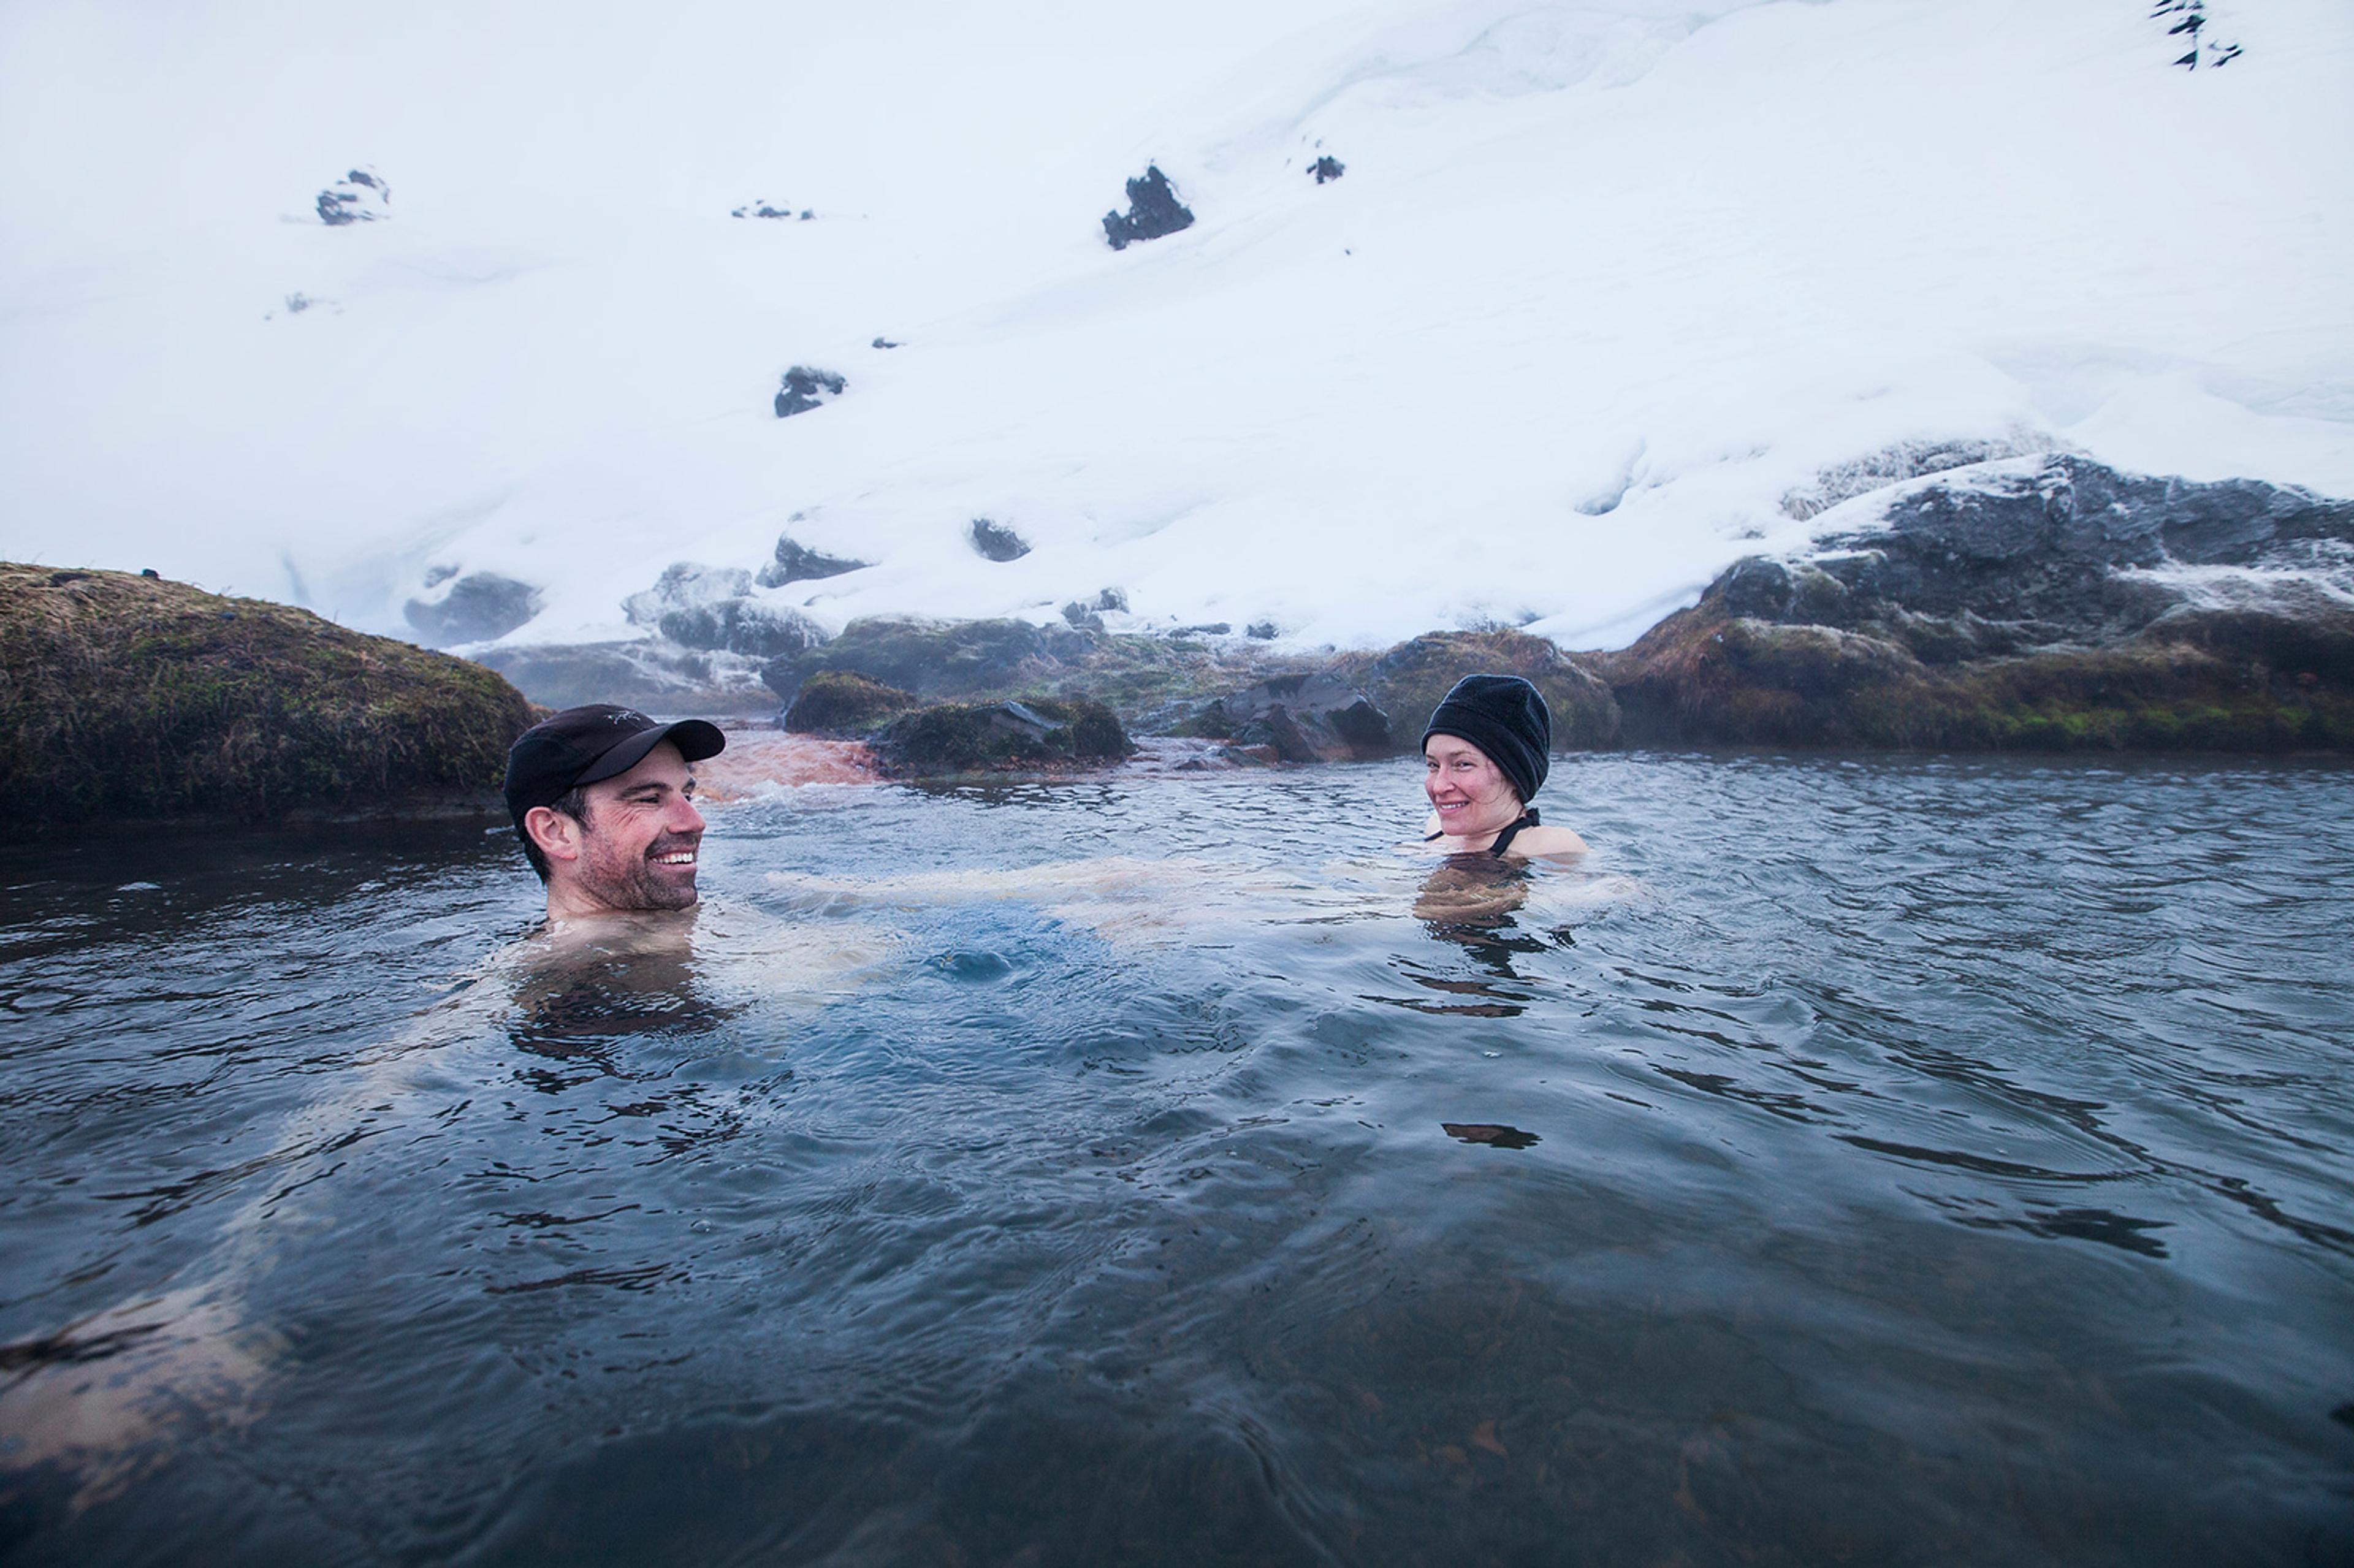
<box><xmin>1421</xmin><ymin>674</ymin><xmax>1550</xmax><ymax>805</ymax></box>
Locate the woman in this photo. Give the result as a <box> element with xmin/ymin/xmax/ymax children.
<box><xmin>1419</xmin><ymin>674</ymin><xmax>1588</xmax><ymax>858</ymax></box>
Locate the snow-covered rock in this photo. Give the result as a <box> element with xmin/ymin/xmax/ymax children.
<box><xmin>314</xmin><ymin>166</ymin><xmax>389</xmax><ymax>226</ymax></box>
<box><xmin>403</xmin><ymin>571</ymin><xmax>539</xmax><ymax>645</ymax></box>
<box><xmin>1601</xmin><ymin>457</ymin><xmax>2354</xmax><ymax>748</ymax></box>
<box><xmin>756</xmin><ymin>533</ymin><xmax>869</xmax><ymax>588</ymax></box>
<box><xmin>623</xmin><ymin>562</ymin><xmax>754</xmax><ymax>629</ymax></box>
<box><xmin>773</xmin><ymin>367</ymin><xmax>844</xmax><ymax>419</ymax></box>
<box><xmin>1100</xmin><ymin>164</ymin><xmax>1192</xmax><ymax>249</ymax></box>
<box><xmin>967</xmin><ymin>519</ymin><xmax>1030</xmax><ymax>562</ymax></box>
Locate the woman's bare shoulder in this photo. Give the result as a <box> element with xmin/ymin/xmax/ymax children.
<box><xmin>1507</xmin><ymin>824</ymin><xmax>1588</xmax><ymax>858</ymax></box>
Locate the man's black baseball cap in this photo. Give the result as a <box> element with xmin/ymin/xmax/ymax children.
<box><xmin>503</xmin><ymin>704</ymin><xmax>726</xmax><ymax>827</ymax></box>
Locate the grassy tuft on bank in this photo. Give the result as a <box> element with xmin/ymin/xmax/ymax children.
<box><xmin>1</xmin><ymin>563</ymin><xmax>535</xmax><ymax>833</ymax></box>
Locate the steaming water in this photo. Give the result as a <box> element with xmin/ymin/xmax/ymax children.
<box><xmin>3</xmin><ymin>753</ymin><xmax>2350</xmax><ymax>1566</ymax></box>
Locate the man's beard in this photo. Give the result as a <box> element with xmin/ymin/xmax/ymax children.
<box><xmin>575</xmin><ymin>828</ymin><xmax>702</xmax><ymax>911</ymax></box>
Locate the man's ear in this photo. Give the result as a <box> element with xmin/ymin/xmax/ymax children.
<box><xmin>524</xmin><ymin>805</ymin><xmax>584</xmax><ymax>865</ymax></box>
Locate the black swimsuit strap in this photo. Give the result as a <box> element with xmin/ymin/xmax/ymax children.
<box><xmin>1487</xmin><ymin>808</ymin><xmax>1540</xmax><ymax>859</ymax></box>
<box><xmin>1428</xmin><ymin>809</ymin><xmax>1541</xmax><ymax>853</ymax></box>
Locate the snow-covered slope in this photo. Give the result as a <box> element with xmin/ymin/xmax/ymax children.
<box><xmin>2</xmin><ymin>0</ymin><xmax>2347</xmax><ymax>653</ymax></box>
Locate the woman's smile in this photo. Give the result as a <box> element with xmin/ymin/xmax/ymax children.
<box><xmin>1423</xmin><ymin>734</ymin><xmax>1524</xmax><ymax>843</ymax></box>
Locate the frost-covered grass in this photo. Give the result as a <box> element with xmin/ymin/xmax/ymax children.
<box><xmin>1</xmin><ymin>0</ymin><xmax>2346</xmax><ymax>653</ymax></box>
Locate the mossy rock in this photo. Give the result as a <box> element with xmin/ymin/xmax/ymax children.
<box><xmin>871</xmin><ymin>697</ymin><xmax>1132</xmax><ymax>776</ymax></box>
<box><xmin>782</xmin><ymin>671</ymin><xmax>918</xmax><ymax>736</ymax></box>
<box><xmin>0</xmin><ymin>563</ymin><xmax>534</xmax><ymax>832</ymax></box>
<box><xmin>1598</xmin><ymin>596</ymin><xmax>2354</xmax><ymax>752</ymax></box>
<box><xmin>1346</xmin><ymin>629</ymin><xmax>1622</xmax><ymax>749</ymax></box>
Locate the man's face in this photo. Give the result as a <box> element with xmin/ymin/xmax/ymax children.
<box><xmin>557</xmin><ymin>741</ymin><xmax>706</xmax><ymax>914</ymax></box>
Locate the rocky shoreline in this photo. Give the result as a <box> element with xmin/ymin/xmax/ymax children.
<box><xmin>10</xmin><ymin>455</ymin><xmax>2347</xmax><ymax>827</ymax></box>
<box><xmin>474</xmin><ymin>454</ymin><xmax>2353</xmax><ymax>771</ymax></box>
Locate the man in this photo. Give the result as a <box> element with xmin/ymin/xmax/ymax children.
<box><xmin>503</xmin><ymin>704</ymin><xmax>728</xmax><ymax>919</ymax></box>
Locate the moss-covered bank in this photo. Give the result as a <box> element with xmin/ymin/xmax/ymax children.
<box><xmin>2</xmin><ymin>564</ymin><xmax>534</xmax><ymax>834</ymax></box>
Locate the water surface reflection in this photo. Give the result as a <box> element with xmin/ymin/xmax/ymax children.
<box><xmin>2</xmin><ymin>758</ymin><xmax>2350</xmax><ymax>1565</ymax></box>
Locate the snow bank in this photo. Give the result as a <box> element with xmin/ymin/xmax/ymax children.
<box><xmin>1</xmin><ymin>0</ymin><xmax>2346</xmax><ymax>652</ymax></box>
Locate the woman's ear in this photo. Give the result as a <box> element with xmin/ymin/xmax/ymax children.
<box><xmin>524</xmin><ymin>805</ymin><xmax>584</xmax><ymax>865</ymax></box>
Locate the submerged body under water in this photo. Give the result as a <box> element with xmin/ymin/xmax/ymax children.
<box><xmin>1</xmin><ymin>752</ymin><xmax>2350</xmax><ymax>1566</ymax></box>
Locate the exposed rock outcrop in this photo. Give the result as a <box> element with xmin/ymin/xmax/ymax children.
<box><xmin>624</xmin><ymin>562</ymin><xmax>752</xmax><ymax>630</ymax></box>
<box><xmin>3</xmin><ymin>563</ymin><xmax>529</xmax><ymax>831</ymax></box>
<box><xmin>782</xmin><ymin>671</ymin><xmax>918</xmax><ymax>736</ymax></box>
<box><xmin>872</xmin><ymin>697</ymin><xmax>1132</xmax><ymax>776</ymax></box>
<box><xmin>660</xmin><ymin>598</ymin><xmax>828</xmax><ymax>659</ymax></box>
<box><xmin>404</xmin><ymin>571</ymin><xmax>542</xmax><ymax>645</ymax></box>
<box><xmin>619</xmin><ymin>561</ymin><xmax>826</xmax><ymax>657</ymax></box>
<box><xmin>969</xmin><ymin>519</ymin><xmax>1030</xmax><ymax>562</ymax></box>
<box><xmin>1352</xmin><ymin>629</ymin><xmax>1621</xmax><ymax>749</ymax></box>
<box><xmin>1149</xmin><ymin>630</ymin><xmax>1618</xmax><ymax>761</ymax></box>
<box><xmin>774</xmin><ymin>367</ymin><xmax>845</xmax><ymax>417</ymax></box>
<box><xmin>1309</xmin><ymin>155</ymin><xmax>1346</xmax><ymax>185</ymax></box>
<box><xmin>1061</xmin><ymin>587</ymin><xmax>1127</xmax><ymax>631</ymax></box>
<box><xmin>757</xmin><ymin>534</ymin><xmax>869</xmax><ymax>588</ymax></box>
<box><xmin>316</xmin><ymin>166</ymin><xmax>389</xmax><ymax>225</ymax></box>
<box><xmin>1102</xmin><ymin>166</ymin><xmax>1194</xmax><ymax>250</ymax></box>
<box><xmin>1599</xmin><ymin>455</ymin><xmax>2354</xmax><ymax>750</ymax></box>
<box><xmin>1183</xmin><ymin>673</ymin><xmax>1392</xmax><ymax>763</ymax></box>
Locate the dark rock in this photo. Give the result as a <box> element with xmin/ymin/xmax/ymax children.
<box><xmin>872</xmin><ymin>696</ymin><xmax>1132</xmax><ymax>776</ymax></box>
<box><xmin>1597</xmin><ymin>455</ymin><xmax>2354</xmax><ymax>751</ymax></box>
<box><xmin>1172</xmin><ymin>622</ymin><xmax>1231</xmax><ymax>637</ymax></box>
<box><xmin>1102</xmin><ymin>165</ymin><xmax>1194</xmax><ymax>250</ymax></box>
<box><xmin>658</xmin><ymin>598</ymin><xmax>827</xmax><ymax>659</ymax></box>
<box><xmin>403</xmin><ymin>571</ymin><xmax>542</xmax><ymax>646</ymax></box>
<box><xmin>1355</xmin><ymin>628</ymin><xmax>1621</xmax><ymax>749</ymax></box>
<box><xmin>623</xmin><ymin>562</ymin><xmax>828</xmax><ymax>658</ymax></box>
<box><xmin>756</xmin><ymin>535</ymin><xmax>870</xmax><ymax>588</ymax></box>
<box><xmin>761</xmin><ymin>615</ymin><xmax>1075</xmax><ymax>704</ymax></box>
<box><xmin>1246</xmin><ymin>621</ymin><xmax>1280</xmax><ymax>641</ymax></box>
<box><xmin>1059</xmin><ymin>588</ymin><xmax>1127</xmax><ymax>631</ymax></box>
<box><xmin>1189</xmin><ymin>673</ymin><xmax>1392</xmax><ymax>763</ymax></box>
<box><xmin>2</xmin><ymin>561</ymin><xmax>530</xmax><ymax>831</ymax></box>
<box><xmin>1802</xmin><ymin>454</ymin><xmax>2354</xmax><ymax>634</ymax></box>
<box><xmin>731</xmin><ymin>200</ymin><xmax>796</xmax><ymax>219</ymax></box>
<box><xmin>871</xmin><ymin>337</ymin><xmax>901</xmax><ymax>349</ymax></box>
<box><xmin>1309</xmin><ymin>155</ymin><xmax>1346</xmax><ymax>184</ymax></box>
<box><xmin>316</xmin><ymin>166</ymin><xmax>389</xmax><ymax>226</ymax></box>
<box><xmin>783</xmin><ymin>671</ymin><xmax>918</xmax><ymax>736</ymax></box>
<box><xmin>969</xmin><ymin>518</ymin><xmax>1031</xmax><ymax>561</ymax></box>
<box><xmin>774</xmin><ymin>366</ymin><xmax>846</xmax><ymax>417</ymax></box>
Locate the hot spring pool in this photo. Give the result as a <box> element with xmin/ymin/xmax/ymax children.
<box><xmin>2</xmin><ymin>750</ymin><xmax>2350</xmax><ymax>1565</ymax></box>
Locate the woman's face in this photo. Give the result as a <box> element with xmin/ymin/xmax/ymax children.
<box><xmin>1423</xmin><ymin>734</ymin><xmax>1523</xmax><ymax>840</ymax></box>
